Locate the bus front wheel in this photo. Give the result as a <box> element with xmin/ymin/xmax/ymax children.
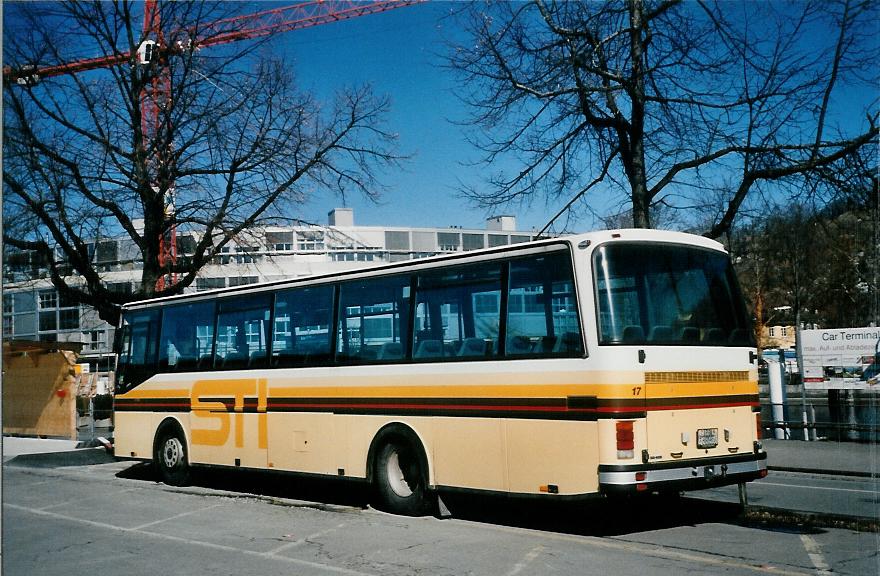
<box><xmin>373</xmin><ymin>435</ymin><xmax>431</xmax><ymax>516</ymax></box>
<box><xmin>154</xmin><ymin>425</ymin><xmax>191</xmax><ymax>487</ymax></box>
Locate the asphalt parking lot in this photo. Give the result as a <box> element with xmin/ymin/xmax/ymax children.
<box><xmin>3</xmin><ymin>450</ymin><xmax>878</xmax><ymax>576</ymax></box>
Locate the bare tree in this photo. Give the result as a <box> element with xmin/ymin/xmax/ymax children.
<box><xmin>448</xmin><ymin>0</ymin><xmax>878</xmax><ymax>236</ymax></box>
<box><xmin>3</xmin><ymin>1</ymin><xmax>401</xmax><ymax>325</ymax></box>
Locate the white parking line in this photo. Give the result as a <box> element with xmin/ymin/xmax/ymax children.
<box><xmin>267</xmin><ymin>522</ymin><xmax>348</xmax><ymax>555</ymax></box>
<box><xmin>6</xmin><ymin>503</ymin><xmax>376</xmax><ymax>576</ymax></box>
<box><xmin>506</xmin><ymin>545</ymin><xmax>544</xmax><ymax>576</ymax></box>
<box><xmin>37</xmin><ymin>487</ymin><xmax>140</xmax><ymax>511</ymax></box>
<box><xmin>131</xmin><ymin>502</ymin><xmax>225</xmax><ymax>530</ymax></box>
<box><xmin>799</xmin><ymin>534</ymin><xmax>832</xmax><ymax>575</ymax></box>
<box><xmin>757</xmin><ymin>481</ymin><xmax>877</xmax><ymax>495</ymax></box>
<box><xmin>483</xmin><ymin>523</ymin><xmax>815</xmax><ymax>576</ymax></box>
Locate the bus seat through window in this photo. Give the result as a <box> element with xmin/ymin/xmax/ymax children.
<box><xmin>648</xmin><ymin>325</ymin><xmax>673</xmax><ymax>342</ymax></box>
<box><xmin>415</xmin><ymin>339</ymin><xmax>443</xmax><ymax>358</ymax></box>
<box><xmin>703</xmin><ymin>327</ymin><xmax>725</xmax><ymax>343</ymax></box>
<box><xmin>622</xmin><ymin>325</ymin><xmax>644</xmax><ymax>343</ymax></box>
<box><xmin>679</xmin><ymin>327</ymin><xmax>700</xmax><ymax>342</ymax></box>
<box><xmin>554</xmin><ymin>332</ymin><xmax>582</xmax><ymax>354</ymax></box>
<box><xmin>377</xmin><ymin>342</ymin><xmax>403</xmax><ymax>360</ymax></box>
<box><xmin>533</xmin><ymin>335</ymin><xmax>557</xmax><ymax>354</ymax></box>
<box><xmin>506</xmin><ymin>335</ymin><xmax>532</xmax><ymax>355</ymax></box>
<box><xmin>458</xmin><ymin>337</ymin><xmax>488</xmax><ymax>357</ymax></box>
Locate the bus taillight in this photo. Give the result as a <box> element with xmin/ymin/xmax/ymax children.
<box><xmin>756</xmin><ymin>413</ymin><xmax>762</xmax><ymax>441</ymax></box>
<box><xmin>616</xmin><ymin>421</ymin><xmax>635</xmax><ymax>459</ymax></box>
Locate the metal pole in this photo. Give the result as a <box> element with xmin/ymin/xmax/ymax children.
<box><xmin>738</xmin><ymin>482</ymin><xmax>749</xmax><ymax>508</ymax></box>
<box><xmin>795</xmin><ymin>316</ymin><xmax>809</xmax><ymax>441</ymax></box>
<box><xmin>768</xmin><ymin>359</ymin><xmax>786</xmax><ymax>439</ymax></box>
<box><xmin>810</xmin><ymin>403</ymin><xmax>818</xmax><ymax>441</ymax></box>
<box><xmin>88</xmin><ymin>394</ymin><xmax>95</xmax><ymax>441</ymax></box>
<box><xmin>846</xmin><ymin>390</ymin><xmax>859</xmax><ymax>441</ymax></box>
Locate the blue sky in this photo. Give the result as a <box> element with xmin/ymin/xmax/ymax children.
<box><xmin>6</xmin><ymin>1</ymin><xmax>874</xmax><ymax>236</ymax></box>
<box><xmin>268</xmin><ymin>2</ymin><xmax>561</xmax><ymax>233</ymax></box>
<box><xmin>267</xmin><ymin>0</ymin><xmax>877</xmax><ymax>234</ymax></box>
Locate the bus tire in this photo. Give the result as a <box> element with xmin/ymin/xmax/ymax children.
<box><xmin>154</xmin><ymin>422</ymin><xmax>191</xmax><ymax>487</ymax></box>
<box><xmin>372</xmin><ymin>432</ymin><xmax>431</xmax><ymax>516</ymax></box>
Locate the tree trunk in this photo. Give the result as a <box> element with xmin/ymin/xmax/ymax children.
<box><xmin>628</xmin><ymin>0</ymin><xmax>650</xmax><ymax>229</ymax></box>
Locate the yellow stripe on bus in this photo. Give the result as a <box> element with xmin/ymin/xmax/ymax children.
<box><xmin>119</xmin><ymin>371</ymin><xmax>756</xmax><ymax>402</ymax></box>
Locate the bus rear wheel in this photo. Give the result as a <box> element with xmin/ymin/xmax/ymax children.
<box><xmin>373</xmin><ymin>436</ymin><xmax>431</xmax><ymax>516</ymax></box>
<box><xmin>154</xmin><ymin>425</ymin><xmax>191</xmax><ymax>487</ymax></box>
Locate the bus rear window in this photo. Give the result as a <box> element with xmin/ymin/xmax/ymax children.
<box><xmin>594</xmin><ymin>243</ymin><xmax>752</xmax><ymax>346</ymax></box>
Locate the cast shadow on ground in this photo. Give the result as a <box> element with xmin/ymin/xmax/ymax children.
<box><xmin>114</xmin><ymin>461</ymin><xmax>817</xmax><ymax>538</ymax></box>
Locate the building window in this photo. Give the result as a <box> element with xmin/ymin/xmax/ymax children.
<box><xmin>488</xmin><ymin>234</ymin><xmax>508</xmax><ymax>248</ymax></box>
<box><xmin>107</xmin><ymin>282</ymin><xmax>132</xmax><ymax>295</ymax></box>
<box><xmin>781</xmin><ymin>326</ymin><xmax>788</xmax><ymax>337</ymax></box>
<box><xmin>13</xmin><ymin>292</ymin><xmax>36</xmax><ymax>313</ymax></box>
<box><xmin>12</xmin><ymin>312</ymin><xmax>36</xmax><ymax>337</ymax></box>
<box><xmin>83</xmin><ymin>330</ymin><xmax>105</xmax><ymax>352</ymax></box>
<box><xmin>39</xmin><ymin>311</ymin><xmax>57</xmax><ymax>332</ymax></box>
<box><xmin>58</xmin><ymin>291</ymin><xmax>78</xmax><ymax>309</ymax></box>
<box><xmin>266</xmin><ymin>231</ymin><xmax>293</xmax><ymax>252</ymax></box>
<box><xmin>3</xmin><ymin>294</ymin><xmax>12</xmax><ymax>315</ymax></box>
<box><xmin>3</xmin><ymin>315</ymin><xmax>12</xmax><ymax>337</ymax></box>
<box><xmin>39</xmin><ymin>290</ymin><xmax>58</xmax><ymax>309</ymax></box>
<box><xmin>385</xmin><ymin>231</ymin><xmax>410</xmax><ymax>252</ymax></box>
<box><xmin>462</xmin><ymin>234</ymin><xmax>485</xmax><ymax>251</ymax></box>
<box><xmin>228</xmin><ymin>276</ymin><xmax>258</xmax><ymax>287</ymax></box>
<box><xmin>196</xmin><ymin>277</ymin><xmax>226</xmax><ymax>291</ymax></box>
<box><xmin>236</xmin><ymin>246</ymin><xmax>259</xmax><ymax>264</ymax></box>
<box><xmin>59</xmin><ymin>308</ymin><xmax>80</xmax><ymax>330</ymax></box>
<box><xmin>768</xmin><ymin>327</ymin><xmax>776</xmax><ymax>338</ymax></box>
<box><xmin>95</xmin><ymin>240</ymin><xmax>119</xmax><ymax>263</ymax></box>
<box><xmin>213</xmin><ymin>246</ymin><xmax>232</xmax><ymax>265</ymax></box>
<box><xmin>177</xmin><ymin>235</ymin><xmax>197</xmax><ymax>255</ymax></box>
<box><xmin>297</xmin><ymin>231</ymin><xmax>325</xmax><ymax>251</ymax></box>
<box><xmin>437</xmin><ymin>232</ymin><xmax>460</xmax><ymax>252</ymax></box>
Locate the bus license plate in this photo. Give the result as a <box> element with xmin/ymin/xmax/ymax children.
<box><xmin>697</xmin><ymin>428</ymin><xmax>718</xmax><ymax>449</ymax></box>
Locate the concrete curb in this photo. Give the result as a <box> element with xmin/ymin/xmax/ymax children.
<box><xmin>743</xmin><ymin>505</ymin><xmax>879</xmax><ymax>533</ymax></box>
<box><xmin>5</xmin><ymin>447</ymin><xmax>117</xmax><ymax>468</ymax></box>
<box><xmin>768</xmin><ymin>465</ymin><xmax>876</xmax><ymax>478</ymax></box>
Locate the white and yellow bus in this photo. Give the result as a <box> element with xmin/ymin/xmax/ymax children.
<box><xmin>114</xmin><ymin>229</ymin><xmax>767</xmax><ymax>515</ymax></box>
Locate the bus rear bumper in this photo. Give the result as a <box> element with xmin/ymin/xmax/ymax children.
<box><xmin>598</xmin><ymin>451</ymin><xmax>767</xmax><ymax>495</ymax></box>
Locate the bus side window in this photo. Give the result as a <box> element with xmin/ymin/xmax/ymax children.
<box><xmin>273</xmin><ymin>285</ymin><xmax>334</xmax><ymax>368</ymax></box>
<box><xmin>506</xmin><ymin>252</ymin><xmax>583</xmax><ymax>357</ymax></box>
<box><xmin>215</xmin><ymin>295</ymin><xmax>271</xmax><ymax>370</ymax></box>
<box><xmin>414</xmin><ymin>263</ymin><xmax>502</xmax><ymax>360</ymax></box>
<box><xmin>159</xmin><ymin>301</ymin><xmax>215</xmax><ymax>372</ymax></box>
<box><xmin>336</xmin><ymin>275</ymin><xmax>410</xmax><ymax>364</ymax></box>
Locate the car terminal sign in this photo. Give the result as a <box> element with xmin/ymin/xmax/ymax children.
<box><xmin>801</xmin><ymin>328</ymin><xmax>880</xmax><ymax>390</ymax></box>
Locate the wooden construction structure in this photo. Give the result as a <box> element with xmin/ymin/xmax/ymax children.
<box><xmin>3</xmin><ymin>340</ymin><xmax>83</xmax><ymax>439</ymax></box>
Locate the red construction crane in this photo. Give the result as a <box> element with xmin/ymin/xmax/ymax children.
<box><xmin>4</xmin><ymin>0</ymin><xmax>422</xmax><ymax>289</ymax></box>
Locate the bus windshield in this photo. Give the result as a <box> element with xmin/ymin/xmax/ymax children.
<box><xmin>594</xmin><ymin>242</ymin><xmax>753</xmax><ymax>346</ymax></box>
